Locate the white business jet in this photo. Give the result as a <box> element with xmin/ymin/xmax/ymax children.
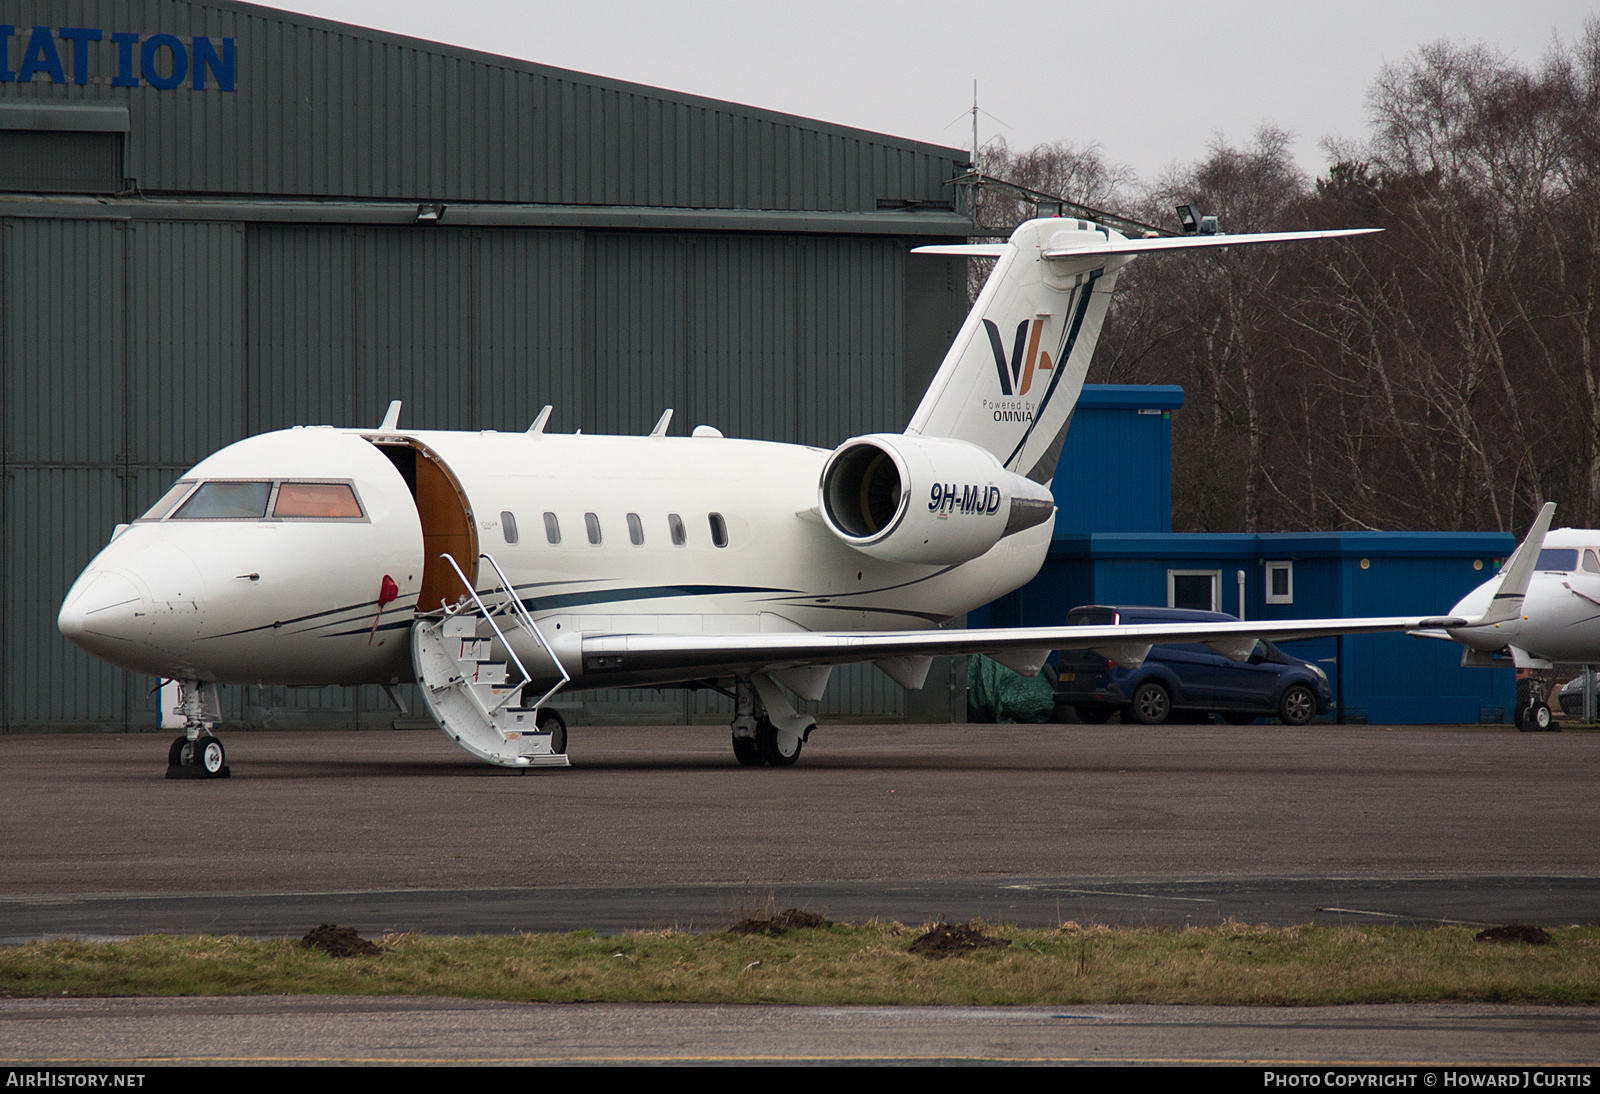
<box><xmin>57</xmin><ymin>217</ymin><xmax>1531</xmax><ymax>776</ymax></box>
<box><xmin>1419</xmin><ymin>513</ymin><xmax>1598</xmax><ymax>730</ymax></box>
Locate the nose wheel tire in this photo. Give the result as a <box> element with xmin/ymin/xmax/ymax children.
<box><xmin>1128</xmin><ymin>682</ymin><xmax>1171</xmax><ymax>725</ymax></box>
<box><xmin>167</xmin><ymin>734</ymin><xmax>230</xmax><ymax>779</ymax></box>
<box><xmin>196</xmin><ymin>735</ymin><xmax>227</xmax><ymax>776</ymax></box>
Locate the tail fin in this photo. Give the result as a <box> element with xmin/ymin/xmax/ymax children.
<box><xmin>908</xmin><ymin>219</ymin><xmax>1122</xmax><ymax>485</ymax></box>
<box><xmin>907</xmin><ymin>219</ymin><xmax>1383</xmax><ymax>486</ymax></box>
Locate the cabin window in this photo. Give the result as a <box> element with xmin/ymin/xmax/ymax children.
<box><xmin>627</xmin><ymin>513</ymin><xmax>644</xmax><ymax>546</ymax></box>
<box><xmin>709</xmin><ymin>512</ymin><xmax>728</xmax><ymax>548</ymax></box>
<box><xmin>1536</xmin><ymin>549</ymin><xmax>1579</xmax><ymax>572</ymax></box>
<box><xmin>172</xmin><ymin>481</ymin><xmax>272</xmax><ymax>520</ymax></box>
<box><xmin>501</xmin><ymin>511</ymin><xmax>519</xmax><ymax>545</ymax></box>
<box><xmin>139</xmin><ymin>480</ymin><xmax>196</xmax><ymax>522</ymax></box>
<box><xmin>668</xmin><ymin>513</ymin><xmax>687</xmax><ymax>546</ymax></box>
<box><xmin>543</xmin><ymin>512</ymin><xmax>561</xmax><ymax>545</ymax></box>
<box><xmin>1265</xmin><ymin>561</ymin><xmax>1293</xmax><ymax>605</ymax></box>
<box><xmin>273</xmin><ymin>482</ymin><xmax>364</xmax><ymax>519</ymax></box>
<box><xmin>585</xmin><ymin>512</ymin><xmax>602</xmax><ymax>545</ymax></box>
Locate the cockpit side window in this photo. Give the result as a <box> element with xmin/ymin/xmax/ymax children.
<box><xmin>138</xmin><ymin>480</ymin><xmax>197</xmax><ymax>522</ymax></box>
<box><xmin>1536</xmin><ymin>548</ymin><xmax>1579</xmax><ymax>572</ymax></box>
<box><xmin>1584</xmin><ymin>549</ymin><xmax>1600</xmax><ymax>574</ymax></box>
<box><xmin>172</xmin><ymin>481</ymin><xmax>272</xmax><ymax>520</ymax></box>
<box><xmin>273</xmin><ymin>482</ymin><xmax>364</xmax><ymax>519</ymax></box>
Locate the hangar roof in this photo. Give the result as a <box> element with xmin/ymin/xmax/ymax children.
<box><xmin>0</xmin><ymin>0</ymin><xmax>971</xmax><ymax>224</ymax></box>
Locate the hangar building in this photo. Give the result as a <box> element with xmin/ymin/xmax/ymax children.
<box><xmin>0</xmin><ymin>0</ymin><xmax>975</xmax><ymax>732</ymax></box>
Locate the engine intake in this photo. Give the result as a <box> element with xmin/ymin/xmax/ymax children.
<box><xmin>819</xmin><ymin>434</ymin><xmax>1055</xmax><ymax>565</ymax></box>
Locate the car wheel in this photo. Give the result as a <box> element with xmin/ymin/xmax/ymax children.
<box><xmin>1128</xmin><ymin>682</ymin><xmax>1170</xmax><ymax>725</ymax></box>
<box><xmin>1278</xmin><ymin>684</ymin><xmax>1316</xmax><ymax>726</ymax></box>
<box><xmin>1073</xmin><ymin>703</ymin><xmax>1115</xmax><ymax>725</ymax></box>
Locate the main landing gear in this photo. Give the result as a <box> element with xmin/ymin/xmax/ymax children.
<box><xmin>165</xmin><ymin>680</ymin><xmax>230</xmax><ymax>779</ymax></box>
<box><xmin>730</xmin><ymin>675</ymin><xmax>815</xmax><ymax>767</ymax></box>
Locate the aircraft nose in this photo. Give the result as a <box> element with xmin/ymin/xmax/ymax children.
<box><xmin>58</xmin><ymin>572</ymin><xmax>144</xmax><ymax>645</ymax></box>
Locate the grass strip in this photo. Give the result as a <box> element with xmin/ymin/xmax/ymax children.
<box><xmin>2</xmin><ymin>922</ymin><xmax>1596</xmax><ymax>1006</ymax></box>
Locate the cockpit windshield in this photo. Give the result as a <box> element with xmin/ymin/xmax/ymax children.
<box><xmin>139</xmin><ymin>480</ymin><xmax>196</xmax><ymax>522</ymax></box>
<box><xmin>173</xmin><ymin>482</ymin><xmax>272</xmax><ymax>520</ymax></box>
<box><xmin>140</xmin><ymin>480</ymin><xmax>367</xmax><ymax>522</ymax></box>
<box><xmin>1536</xmin><ymin>548</ymin><xmax>1580</xmax><ymax>572</ymax></box>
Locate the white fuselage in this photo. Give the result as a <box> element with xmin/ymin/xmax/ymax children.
<box><xmin>1446</xmin><ymin>528</ymin><xmax>1600</xmax><ymax>665</ymax></box>
<box><xmin>57</xmin><ymin>424</ymin><xmax>1051</xmax><ymax>691</ymax></box>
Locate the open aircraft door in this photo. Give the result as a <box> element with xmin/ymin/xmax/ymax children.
<box><xmin>366</xmin><ymin>438</ymin><xmax>479</xmax><ymax>611</ymax></box>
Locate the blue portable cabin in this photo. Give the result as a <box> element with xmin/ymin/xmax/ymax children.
<box><xmin>973</xmin><ymin>385</ymin><xmax>1518</xmax><ymax>724</ymax></box>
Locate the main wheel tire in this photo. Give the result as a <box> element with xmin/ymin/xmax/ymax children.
<box><xmin>1128</xmin><ymin>682</ymin><xmax>1171</xmax><ymax>725</ymax></box>
<box><xmin>1533</xmin><ymin>702</ymin><xmax>1554</xmax><ymax>731</ymax></box>
<box><xmin>168</xmin><ymin>735</ymin><xmax>191</xmax><ymax>766</ymax></box>
<box><xmin>195</xmin><ymin>735</ymin><xmax>226</xmax><ymax>777</ymax></box>
<box><xmin>1073</xmin><ymin>703</ymin><xmax>1115</xmax><ymax>725</ymax></box>
<box><xmin>1514</xmin><ymin>705</ymin><xmax>1527</xmax><ymax>729</ymax></box>
<box><xmin>1278</xmin><ymin>684</ymin><xmax>1316</xmax><ymax>726</ymax></box>
<box><xmin>1221</xmin><ymin>712</ymin><xmax>1258</xmax><ymax>725</ymax></box>
<box><xmin>536</xmin><ymin>709</ymin><xmax>567</xmax><ymax>754</ymax></box>
<box><xmin>731</xmin><ymin>735</ymin><xmax>765</xmax><ymax>766</ymax></box>
<box><xmin>757</xmin><ymin>719</ymin><xmax>804</xmax><ymax>766</ymax></box>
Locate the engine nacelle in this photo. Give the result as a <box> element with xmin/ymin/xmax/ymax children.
<box><xmin>818</xmin><ymin>434</ymin><xmax>1056</xmax><ymax>565</ymax></box>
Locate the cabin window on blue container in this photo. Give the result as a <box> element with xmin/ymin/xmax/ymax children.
<box><xmin>1265</xmin><ymin>561</ymin><xmax>1293</xmax><ymax>604</ymax></box>
<box><xmin>1168</xmin><ymin>569</ymin><xmax>1219</xmax><ymax>612</ymax></box>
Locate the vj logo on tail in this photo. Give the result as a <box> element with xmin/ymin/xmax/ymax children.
<box><xmin>984</xmin><ymin>317</ymin><xmax>1054</xmax><ymax>397</ymax></box>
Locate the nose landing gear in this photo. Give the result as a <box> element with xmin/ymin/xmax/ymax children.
<box><xmin>165</xmin><ymin>680</ymin><xmax>230</xmax><ymax>779</ymax></box>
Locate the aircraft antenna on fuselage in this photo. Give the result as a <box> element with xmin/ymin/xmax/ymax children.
<box><xmin>650</xmin><ymin>409</ymin><xmax>674</xmax><ymax>437</ymax></box>
<box><xmin>378</xmin><ymin>400</ymin><xmax>402</xmax><ymax>432</ymax></box>
<box><xmin>527</xmin><ymin>405</ymin><xmax>553</xmax><ymax>434</ymax></box>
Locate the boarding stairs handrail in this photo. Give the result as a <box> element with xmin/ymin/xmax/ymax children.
<box><xmin>476</xmin><ymin>551</ymin><xmax>571</xmax><ymax>711</ymax></box>
<box><xmin>437</xmin><ymin>552</ymin><xmax>531</xmax><ymax>719</ymax></box>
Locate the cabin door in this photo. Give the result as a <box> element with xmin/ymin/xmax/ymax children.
<box><xmin>371</xmin><ymin>441</ymin><xmax>479</xmax><ymax>612</ymax></box>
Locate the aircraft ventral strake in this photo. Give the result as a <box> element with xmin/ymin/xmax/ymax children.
<box><xmin>58</xmin><ymin>217</ymin><xmax>1520</xmax><ymax>776</ymax></box>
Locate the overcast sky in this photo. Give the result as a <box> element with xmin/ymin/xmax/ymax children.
<box><xmin>269</xmin><ymin>1</ymin><xmax>1593</xmax><ymax>183</ymax></box>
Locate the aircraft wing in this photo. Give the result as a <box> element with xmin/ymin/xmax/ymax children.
<box><xmin>580</xmin><ymin>612</ymin><xmax>1467</xmax><ymax>680</ymax></box>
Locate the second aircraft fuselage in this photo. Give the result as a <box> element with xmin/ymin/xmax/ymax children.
<box><xmin>1446</xmin><ymin>528</ymin><xmax>1600</xmax><ymax>665</ymax></box>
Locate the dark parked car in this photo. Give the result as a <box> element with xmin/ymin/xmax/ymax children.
<box><xmin>1053</xmin><ymin>605</ymin><xmax>1333</xmax><ymax>726</ymax></box>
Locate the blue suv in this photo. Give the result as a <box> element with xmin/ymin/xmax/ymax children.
<box><xmin>1053</xmin><ymin>605</ymin><xmax>1333</xmax><ymax>726</ymax></box>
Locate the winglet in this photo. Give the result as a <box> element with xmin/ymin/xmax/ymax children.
<box><xmin>526</xmin><ymin>405</ymin><xmax>553</xmax><ymax>435</ymax></box>
<box><xmin>1471</xmin><ymin>502</ymin><xmax>1556</xmax><ymax>625</ymax></box>
<box><xmin>378</xmin><ymin>400</ymin><xmax>402</xmax><ymax>432</ymax></box>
